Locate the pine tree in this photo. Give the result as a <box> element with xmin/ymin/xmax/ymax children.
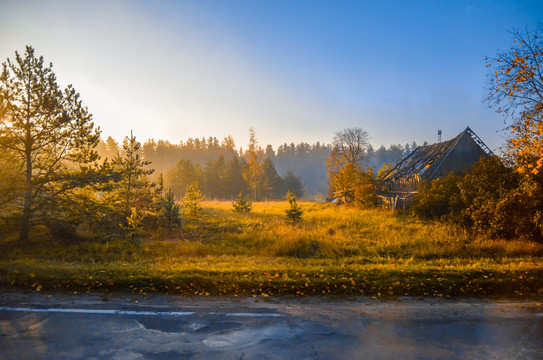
<box><xmin>285</xmin><ymin>191</ymin><xmax>303</xmax><ymax>222</ymax></box>
<box><xmin>113</xmin><ymin>133</ymin><xmax>154</xmax><ymax>214</ymax></box>
<box><xmin>112</xmin><ymin>131</ymin><xmax>155</xmax><ymax>217</ymax></box>
<box><xmin>166</xmin><ymin>158</ymin><xmax>201</xmax><ymax>198</ymax></box>
<box><xmin>159</xmin><ymin>188</ymin><xmax>181</xmax><ymax>231</ymax></box>
<box><xmin>183</xmin><ymin>182</ymin><xmax>204</xmax><ymax>217</ymax></box>
<box><xmin>122</xmin><ymin>207</ymin><xmax>144</xmax><ymax>241</ymax></box>
<box><xmin>214</xmin><ymin>155</ymin><xmax>228</xmax><ymax>199</ymax></box>
<box><xmin>232</xmin><ymin>192</ymin><xmax>252</xmax><ymax>213</ymax></box>
<box><xmin>283</xmin><ymin>169</ymin><xmax>305</xmax><ymax>198</ymax></box>
<box><xmin>105</xmin><ymin>136</ymin><xmax>120</xmax><ymax>158</ymax></box>
<box><xmin>225</xmin><ymin>156</ymin><xmax>248</xmax><ymax>199</ymax></box>
<box><xmin>0</xmin><ymin>46</ymin><xmax>100</xmax><ymax>241</ymax></box>
<box><xmin>262</xmin><ymin>157</ymin><xmax>283</xmax><ymax>199</ymax></box>
<box><xmin>203</xmin><ymin>155</ymin><xmax>227</xmax><ymax>199</ymax></box>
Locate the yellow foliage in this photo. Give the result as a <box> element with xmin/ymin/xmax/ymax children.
<box><xmin>487</xmin><ymin>27</ymin><xmax>542</xmax><ymax>177</ymax></box>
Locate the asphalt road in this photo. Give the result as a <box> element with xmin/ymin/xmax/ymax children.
<box><xmin>1</xmin><ymin>290</ymin><xmax>542</xmax><ymax>359</ymax></box>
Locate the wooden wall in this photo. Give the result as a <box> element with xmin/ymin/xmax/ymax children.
<box><xmin>426</xmin><ymin>132</ymin><xmax>488</xmax><ymax>179</ymax></box>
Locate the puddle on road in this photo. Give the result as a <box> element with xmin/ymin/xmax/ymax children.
<box><xmin>202</xmin><ymin>323</ymin><xmax>297</xmax><ymax>350</ymax></box>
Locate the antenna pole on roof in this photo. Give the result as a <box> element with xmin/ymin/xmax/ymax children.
<box><xmin>438</xmin><ymin>130</ymin><xmax>442</xmax><ymax>143</ymax></box>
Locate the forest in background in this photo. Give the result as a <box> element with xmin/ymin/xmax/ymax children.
<box><xmin>95</xmin><ymin>133</ymin><xmax>423</xmax><ymax>199</ymax></box>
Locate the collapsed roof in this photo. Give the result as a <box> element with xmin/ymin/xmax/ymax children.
<box><xmin>381</xmin><ymin>127</ymin><xmax>493</xmax><ymax>185</ymax></box>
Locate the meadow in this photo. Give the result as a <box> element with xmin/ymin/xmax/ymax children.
<box><xmin>1</xmin><ymin>201</ymin><xmax>542</xmax><ymax>298</ymax></box>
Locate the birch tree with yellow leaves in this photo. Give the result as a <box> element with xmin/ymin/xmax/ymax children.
<box><xmin>486</xmin><ymin>25</ymin><xmax>543</xmax><ymax>240</ymax></box>
<box><xmin>486</xmin><ymin>25</ymin><xmax>543</xmax><ymax>177</ymax></box>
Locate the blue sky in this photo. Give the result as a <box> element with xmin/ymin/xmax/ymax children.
<box><xmin>1</xmin><ymin>0</ymin><xmax>542</xmax><ymax>151</ymax></box>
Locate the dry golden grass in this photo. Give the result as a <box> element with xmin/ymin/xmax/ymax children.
<box><xmin>1</xmin><ymin>200</ymin><xmax>542</xmax><ymax>298</ymax></box>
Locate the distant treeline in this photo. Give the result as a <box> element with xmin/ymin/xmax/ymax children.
<box><xmin>95</xmin><ymin>135</ymin><xmax>426</xmax><ymax>198</ymax></box>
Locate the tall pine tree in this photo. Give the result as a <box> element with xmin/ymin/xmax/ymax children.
<box><xmin>112</xmin><ymin>131</ymin><xmax>155</xmax><ymax>219</ymax></box>
<box><xmin>283</xmin><ymin>169</ymin><xmax>305</xmax><ymax>198</ymax></box>
<box><xmin>262</xmin><ymin>157</ymin><xmax>283</xmax><ymax>199</ymax></box>
<box><xmin>0</xmin><ymin>46</ymin><xmax>100</xmax><ymax>241</ymax></box>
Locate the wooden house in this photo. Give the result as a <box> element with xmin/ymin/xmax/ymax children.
<box><xmin>379</xmin><ymin>127</ymin><xmax>493</xmax><ymax>209</ymax></box>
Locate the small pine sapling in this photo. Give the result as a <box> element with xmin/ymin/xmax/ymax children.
<box><xmin>232</xmin><ymin>192</ymin><xmax>252</xmax><ymax>213</ymax></box>
<box><xmin>183</xmin><ymin>182</ymin><xmax>204</xmax><ymax>217</ymax></box>
<box><xmin>122</xmin><ymin>207</ymin><xmax>144</xmax><ymax>241</ymax></box>
<box><xmin>160</xmin><ymin>188</ymin><xmax>181</xmax><ymax>231</ymax></box>
<box><xmin>285</xmin><ymin>191</ymin><xmax>303</xmax><ymax>222</ymax></box>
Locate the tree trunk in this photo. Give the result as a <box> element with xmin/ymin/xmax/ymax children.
<box><xmin>126</xmin><ymin>172</ymin><xmax>131</xmax><ymax>215</ymax></box>
<box><xmin>20</xmin><ymin>147</ymin><xmax>32</xmax><ymax>242</ymax></box>
<box><xmin>253</xmin><ymin>176</ymin><xmax>257</xmax><ymax>202</ymax></box>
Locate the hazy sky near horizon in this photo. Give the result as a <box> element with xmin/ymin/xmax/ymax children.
<box><xmin>1</xmin><ymin>0</ymin><xmax>542</xmax><ymax>151</ymax></box>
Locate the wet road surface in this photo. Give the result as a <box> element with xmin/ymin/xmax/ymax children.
<box><xmin>1</xmin><ymin>290</ymin><xmax>542</xmax><ymax>359</ymax></box>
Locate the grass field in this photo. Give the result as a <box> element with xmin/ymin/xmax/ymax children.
<box><xmin>1</xmin><ymin>201</ymin><xmax>543</xmax><ymax>298</ymax></box>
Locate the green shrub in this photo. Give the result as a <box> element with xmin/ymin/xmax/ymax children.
<box><xmin>457</xmin><ymin>156</ymin><xmax>519</xmax><ymax>236</ymax></box>
<box><xmin>121</xmin><ymin>207</ymin><xmax>145</xmax><ymax>241</ymax></box>
<box><xmin>232</xmin><ymin>192</ymin><xmax>252</xmax><ymax>213</ymax></box>
<box><xmin>354</xmin><ymin>183</ymin><xmax>378</xmax><ymax>208</ymax></box>
<box><xmin>413</xmin><ymin>156</ymin><xmax>543</xmax><ymax>241</ymax></box>
<box><xmin>412</xmin><ymin>173</ymin><xmax>463</xmax><ymax>221</ymax></box>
